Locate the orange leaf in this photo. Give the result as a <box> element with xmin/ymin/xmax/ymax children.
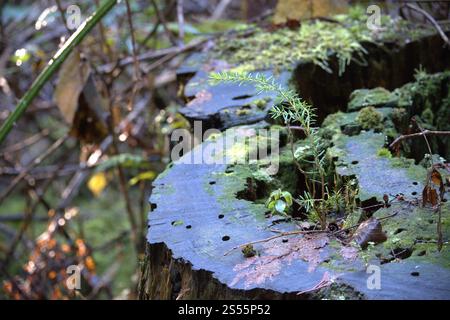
<box><xmin>422</xmin><ymin>185</ymin><xmax>438</xmax><ymax>207</ymax></box>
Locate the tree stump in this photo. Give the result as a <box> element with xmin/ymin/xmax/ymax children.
<box><xmin>139</xmin><ymin>13</ymin><xmax>450</xmax><ymax>300</ymax></box>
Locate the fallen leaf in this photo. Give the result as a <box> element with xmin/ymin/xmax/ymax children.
<box><xmin>273</xmin><ymin>0</ymin><xmax>348</xmax><ymax>24</ymax></box>
<box><xmin>352</xmin><ymin>217</ymin><xmax>387</xmax><ymax>249</ymax></box>
<box><xmin>87</xmin><ymin>172</ymin><xmax>107</xmax><ymax>197</ymax></box>
<box><xmin>54</xmin><ymin>52</ymin><xmax>108</xmax><ymax>143</ymax></box>
<box><xmin>54</xmin><ymin>51</ymin><xmax>90</xmax><ymax>124</ymax></box>
<box><xmin>422</xmin><ymin>185</ymin><xmax>439</xmax><ymax>207</ymax></box>
<box><xmin>430</xmin><ymin>168</ymin><xmax>445</xmax><ymax>199</ymax></box>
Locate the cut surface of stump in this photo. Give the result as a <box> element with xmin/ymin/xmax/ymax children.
<box><xmin>141</xmin><ymin>10</ymin><xmax>450</xmax><ymax>299</ymax></box>
<box><xmin>142</xmin><ymin>106</ymin><xmax>450</xmax><ymax>299</ymax></box>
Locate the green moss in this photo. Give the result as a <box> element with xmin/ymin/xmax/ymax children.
<box><xmin>356</xmin><ymin>106</ymin><xmax>383</xmax><ymax>130</ymax></box>
<box><xmin>373</xmin><ymin>202</ymin><xmax>450</xmax><ymax>269</ymax></box>
<box><xmin>241</xmin><ymin>244</ymin><xmax>257</xmax><ymax>258</ymax></box>
<box><xmin>322</xmin><ymin>112</ymin><xmax>346</xmax><ymax>129</ymax></box>
<box><xmin>211</xmin><ymin>10</ymin><xmax>431</xmax><ymax>75</ymax></box>
<box><xmin>252</xmin><ymin>98</ymin><xmax>270</xmax><ymax>109</ymax></box>
<box><xmin>348</xmin><ymin>87</ymin><xmax>392</xmax><ymax>111</ymax></box>
<box><xmin>236</xmin><ymin>108</ymin><xmax>251</xmax><ymax>116</ymax></box>
<box><xmin>377</xmin><ymin>148</ymin><xmax>392</xmax><ymax>158</ymax></box>
<box><xmin>213</xmin><ymin>17</ymin><xmax>372</xmax><ymax>74</ymax></box>
<box><xmin>390</xmin><ymin>157</ymin><xmax>414</xmax><ymax>169</ymax></box>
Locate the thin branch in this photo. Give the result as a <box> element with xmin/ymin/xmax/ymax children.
<box><xmin>403</xmin><ymin>3</ymin><xmax>450</xmax><ymax>46</ymax></box>
<box><xmin>150</xmin><ymin>0</ymin><xmax>177</xmax><ymax>46</ymax></box>
<box><xmin>416</xmin><ymin>121</ymin><xmax>434</xmax><ymax>166</ymax></box>
<box><xmin>0</xmin><ymin>129</ymin><xmax>49</xmax><ymax>153</ymax></box>
<box><xmin>390</xmin><ymin>129</ymin><xmax>450</xmax><ymax>149</ymax></box>
<box><xmin>54</xmin><ymin>0</ymin><xmax>71</xmax><ymax>34</ymax></box>
<box><xmin>176</xmin><ymin>0</ymin><xmax>185</xmax><ymax>46</ymax></box>
<box><xmin>0</xmin><ymin>134</ymin><xmax>68</xmax><ymax>203</ymax></box>
<box><xmin>125</xmin><ymin>0</ymin><xmax>141</xmax><ymax>83</ymax></box>
<box><xmin>98</xmin><ymin>37</ymin><xmax>206</xmax><ymax>73</ymax></box>
<box><xmin>224</xmin><ymin>212</ymin><xmax>399</xmax><ymax>256</ymax></box>
<box><xmin>211</xmin><ymin>0</ymin><xmax>232</xmax><ymax>20</ymax></box>
<box><xmin>223</xmin><ymin>229</ymin><xmax>326</xmax><ymax>256</ymax></box>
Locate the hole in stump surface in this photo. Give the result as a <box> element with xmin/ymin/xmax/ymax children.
<box><xmin>232</xmin><ymin>94</ymin><xmax>254</xmax><ymax>100</ymax></box>
<box><xmin>394</xmin><ymin>228</ymin><xmax>407</xmax><ymax>235</ymax></box>
<box><xmin>222</xmin><ymin>235</ymin><xmax>230</xmax><ymax>241</ymax></box>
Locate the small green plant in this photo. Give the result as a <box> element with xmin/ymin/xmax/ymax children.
<box><xmin>209</xmin><ymin>72</ymin><xmax>337</xmax><ymax>230</ymax></box>
<box><xmin>298</xmin><ymin>187</ymin><xmax>344</xmax><ymax>229</ymax></box>
<box><xmin>265</xmin><ymin>189</ymin><xmax>293</xmax><ymax>216</ymax></box>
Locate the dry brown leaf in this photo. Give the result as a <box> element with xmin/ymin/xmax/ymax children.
<box><xmin>431</xmin><ymin>168</ymin><xmax>445</xmax><ymax>198</ymax></box>
<box><xmin>422</xmin><ymin>185</ymin><xmax>439</xmax><ymax>207</ymax></box>
<box><xmin>273</xmin><ymin>0</ymin><xmax>348</xmax><ymax>24</ymax></box>
<box><xmin>422</xmin><ymin>168</ymin><xmax>446</xmax><ymax>207</ymax></box>
<box><xmin>54</xmin><ymin>51</ymin><xmax>91</xmax><ymax>124</ymax></box>
<box><xmin>352</xmin><ymin>217</ymin><xmax>387</xmax><ymax>249</ymax></box>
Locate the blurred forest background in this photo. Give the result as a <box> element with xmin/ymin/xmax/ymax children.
<box><xmin>0</xmin><ymin>0</ymin><xmax>447</xmax><ymax>299</ymax></box>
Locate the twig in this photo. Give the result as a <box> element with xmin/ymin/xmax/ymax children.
<box><xmin>389</xmin><ymin>129</ymin><xmax>450</xmax><ymax>149</ymax></box>
<box><xmin>0</xmin><ymin>214</ymin><xmax>48</xmax><ymax>222</ymax></box>
<box><xmin>3</xmin><ymin>197</ymin><xmax>35</xmax><ymax>267</ymax></box>
<box><xmin>94</xmin><ymin>0</ymin><xmax>114</xmax><ymax>61</ymax></box>
<box><xmin>138</xmin><ymin>19</ymin><xmax>160</xmax><ymax>51</ymax></box>
<box><xmin>55</xmin><ymin>0</ymin><xmax>71</xmax><ymax>34</ymax></box>
<box><xmin>0</xmin><ymin>129</ymin><xmax>49</xmax><ymax>153</ymax></box>
<box><xmin>176</xmin><ymin>0</ymin><xmax>185</xmax><ymax>46</ymax></box>
<box><xmin>98</xmin><ymin>37</ymin><xmax>206</xmax><ymax>73</ymax></box>
<box><xmin>125</xmin><ymin>0</ymin><xmax>141</xmax><ymax>83</ymax></box>
<box><xmin>150</xmin><ymin>0</ymin><xmax>177</xmax><ymax>46</ymax></box>
<box><xmin>211</xmin><ymin>0</ymin><xmax>233</xmax><ymax>20</ymax></box>
<box><xmin>0</xmin><ymin>134</ymin><xmax>68</xmax><ymax>203</ymax></box>
<box><xmin>403</xmin><ymin>3</ymin><xmax>450</xmax><ymax>46</ymax></box>
<box><xmin>225</xmin><ymin>211</ymin><xmax>400</xmax><ymax>256</ymax></box>
<box><xmin>223</xmin><ymin>229</ymin><xmax>326</xmax><ymax>256</ymax></box>
<box><xmin>2</xmin><ymin>150</ymin><xmax>72</xmax><ymax>269</ymax></box>
<box><xmin>103</xmin><ymin>85</ymin><xmax>139</xmax><ymax>252</ymax></box>
<box><xmin>416</xmin><ymin>121</ymin><xmax>434</xmax><ymax>165</ymax></box>
<box><xmin>437</xmin><ymin>204</ymin><xmax>443</xmax><ymax>251</ymax></box>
